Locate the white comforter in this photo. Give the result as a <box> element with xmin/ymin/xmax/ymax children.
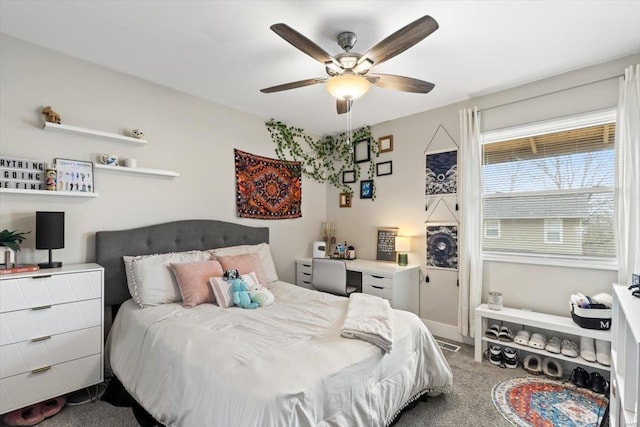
<box><xmin>106</xmin><ymin>281</ymin><xmax>452</xmax><ymax>427</ymax></box>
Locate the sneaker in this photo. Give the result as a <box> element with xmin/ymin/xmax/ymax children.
<box><xmin>489</xmin><ymin>345</ymin><xmax>503</xmax><ymax>366</ymax></box>
<box><xmin>595</xmin><ymin>339</ymin><xmax>611</xmax><ymax>366</ymax></box>
<box><xmin>570</xmin><ymin>366</ymin><xmax>591</xmax><ymax>388</ymax></box>
<box><xmin>580</xmin><ymin>337</ymin><xmax>597</xmax><ymax>362</ymax></box>
<box><xmin>503</xmin><ymin>347</ymin><xmax>519</xmax><ymax>369</ymax></box>
<box><xmin>590</xmin><ymin>372</ymin><xmax>609</xmax><ymax>394</ymax></box>
<box><xmin>561</xmin><ymin>339</ymin><xmax>578</xmax><ymax>358</ymax></box>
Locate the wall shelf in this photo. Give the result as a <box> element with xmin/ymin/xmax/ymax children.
<box><xmin>94</xmin><ymin>164</ymin><xmax>179</xmax><ymax>178</ymax></box>
<box><xmin>43</xmin><ymin>122</ymin><xmax>148</xmax><ymax>145</ymax></box>
<box><xmin>0</xmin><ymin>188</ymin><xmax>98</xmax><ymax>197</ymax></box>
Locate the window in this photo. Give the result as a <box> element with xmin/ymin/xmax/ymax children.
<box><xmin>482</xmin><ymin>109</ymin><xmax>616</xmax><ymax>262</ymax></box>
<box><xmin>485</xmin><ymin>220</ymin><xmax>501</xmax><ymax>238</ymax></box>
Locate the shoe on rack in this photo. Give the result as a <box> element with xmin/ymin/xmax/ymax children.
<box><xmin>523</xmin><ymin>354</ymin><xmax>542</xmax><ymax>375</ymax></box>
<box><xmin>502</xmin><ymin>347</ymin><xmax>519</xmax><ymax>369</ymax></box>
<box><xmin>514</xmin><ymin>330</ymin><xmax>530</xmax><ymax>346</ymax></box>
<box><xmin>488</xmin><ymin>344</ymin><xmax>503</xmax><ymax>367</ymax></box>
<box><xmin>528</xmin><ymin>332</ymin><xmax>547</xmax><ymax>349</ymax></box>
<box><xmin>498</xmin><ymin>326</ymin><xmax>514</xmax><ymax>342</ymax></box>
<box><xmin>580</xmin><ymin>336</ymin><xmax>597</xmax><ymax>362</ymax></box>
<box><xmin>570</xmin><ymin>366</ymin><xmax>591</xmax><ymax>388</ymax></box>
<box><xmin>545</xmin><ymin>336</ymin><xmax>561</xmax><ymax>354</ymax></box>
<box><xmin>595</xmin><ymin>339</ymin><xmax>611</xmax><ymax>366</ymax></box>
<box><xmin>485</xmin><ymin>324</ymin><xmax>500</xmax><ymax>340</ymax></box>
<box><xmin>561</xmin><ymin>339</ymin><xmax>579</xmax><ymax>358</ymax></box>
<box><xmin>590</xmin><ymin>372</ymin><xmax>609</xmax><ymax>394</ymax></box>
<box><xmin>541</xmin><ymin>358</ymin><xmax>563</xmax><ymax>379</ymax></box>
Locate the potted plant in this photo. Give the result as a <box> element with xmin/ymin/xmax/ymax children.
<box><xmin>0</xmin><ymin>229</ymin><xmax>30</xmax><ymax>266</ymax></box>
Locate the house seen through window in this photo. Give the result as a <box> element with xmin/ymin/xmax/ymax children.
<box><xmin>481</xmin><ymin>110</ymin><xmax>616</xmax><ymax>261</ymax></box>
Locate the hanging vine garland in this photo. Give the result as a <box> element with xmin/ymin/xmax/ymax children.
<box><xmin>265</xmin><ymin>119</ymin><xmax>378</xmax><ymax>199</ymax></box>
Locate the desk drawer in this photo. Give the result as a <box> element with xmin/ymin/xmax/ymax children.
<box><xmin>0</xmin><ymin>271</ymin><xmax>102</xmax><ymax>313</ymax></box>
<box><xmin>296</xmin><ymin>270</ymin><xmax>312</xmax><ymax>284</ymax></box>
<box><xmin>363</xmin><ymin>273</ymin><xmax>393</xmax><ymax>289</ymax></box>
<box><xmin>363</xmin><ymin>283</ymin><xmax>393</xmax><ymax>301</ymax></box>
<box><xmin>296</xmin><ymin>262</ymin><xmax>312</xmax><ymax>275</ymax></box>
<box><xmin>0</xmin><ymin>298</ymin><xmax>102</xmax><ymax>346</ymax></box>
<box><xmin>0</xmin><ymin>326</ymin><xmax>101</xmax><ymax>379</ymax></box>
<box><xmin>0</xmin><ymin>353</ymin><xmax>101</xmax><ymax>414</ymax></box>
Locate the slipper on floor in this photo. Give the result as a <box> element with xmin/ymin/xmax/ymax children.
<box><xmin>3</xmin><ymin>404</ymin><xmax>44</xmax><ymax>427</ymax></box>
<box><xmin>528</xmin><ymin>332</ymin><xmax>547</xmax><ymax>349</ymax></box>
<box><xmin>40</xmin><ymin>396</ymin><xmax>66</xmax><ymax>418</ymax></box>
<box><xmin>523</xmin><ymin>354</ymin><xmax>542</xmax><ymax>375</ymax></box>
<box><xmin>542</xmin><ymin>358</ymin><xmax>563</xmax><ymax>379</ymax></box>
<box><xmin>498</xmin><ymin>326</ymin><xmax>514</xmax><ymax>342</ymax></box>
<box><xmin>513</xmin><ymin>330</ymin><xmax>530</xmax><ymax>346</ymax></box>
<box><xmin>485</xmin><ymin>324</ymin><xmax>500</xmax><ymax>340</ymax></box>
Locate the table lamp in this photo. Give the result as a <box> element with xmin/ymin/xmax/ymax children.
<box><xmin>395</xmin><ymin>236</ymin><xmax>410</xmax><ymax>266</ymax></box>
<box><xmin>36</xmin><ymin>211</ymin><xmax>64</xmax><ymax>268</ymax></box>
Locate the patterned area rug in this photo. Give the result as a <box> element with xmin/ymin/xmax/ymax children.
<box><xmin>492</xmin><ymin>377</ymin><xmax>608</xmax><ymax>427</ymax></box>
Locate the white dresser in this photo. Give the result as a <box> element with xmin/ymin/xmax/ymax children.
<box><xmin>0</xmin><ymin>263</ymin><xmax>104</xmax><ymax>414</ymax></box>
<box><xmin>295</xmin><ymin>258</ymin><xmax>420</xmax><ymax>316</ymax></box>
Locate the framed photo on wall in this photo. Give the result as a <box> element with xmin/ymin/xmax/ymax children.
<box><xmin>342</xmin><ymin>170</ymin><xmax>356</xmax><ymax>184</ymax></box>
<box><xmin>353</xmin><ymin>138</ymin><xmax>371</xmax><ymax>163</ymax></box>
<box><xmin>360</xmin><ymin>179</ymin><xmax>374</xmax><ymax>199</ymax></box>
<box><xmin>339</xmin><ymin>192</ymin><xmax>352</xmax><ymax>207</ymax></box>
<box><xmin>54</xmin><ymin>158</ymin><xmax>94</xmax><ymax>193</ymax></box>
<box><xmin>378</xmin><ymin>135</ymin><xmax>394</xmax><ymax>153</ymax></box>
<box><xmin>376</xmin><ymin>161</ymin><xmax>393</xmax><ymax>176</ymax></box>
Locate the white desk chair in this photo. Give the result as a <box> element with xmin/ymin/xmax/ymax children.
<box><xmin>311</xmin><ymin>258</ymin><xmax>360</xmax><ymax>296</ymax></box>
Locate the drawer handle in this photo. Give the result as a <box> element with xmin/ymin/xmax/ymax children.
<box><xmin>303</xmin><ymin>281</ymin><xmax>311</xmax><ymax>284</ymax></box>
<box><xmin>303</xmin><ymin>264</ymin><xmax>311</xmax><ymax>268</ymax></box>
<box><xmin>31</xmin><ymin>305</ymin><xmax>52</xmax><ymax>311</ymax></box>
<box><xmin>31</xmin><ymin>275</ymin><xmax>52</xmax><ymax>279</ymax></box>
<box><xmin>31</xmin><ymin>366</ymin><xmax>51</xmax><ymax>374</ymax></box>
<box><xmin>371</xmin><ymin>285</ymin><xmax>384</xmax><ymax>290</ymax></box>
<box><xmin>371</xmin><ymin>275</ymin><xmax>385</xmax><ymax>279</ymax></box>
<box><xmin>31</xmin><ymin>335</ymin><xmax>51</xmax><ymax>342</ymax></box>
<box><xmin>302</xmin><ymin>272</ymin><xmax>311</xmax><ymax>276</ymax></box>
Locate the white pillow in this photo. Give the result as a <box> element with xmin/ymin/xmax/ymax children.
<box><xmin>123</xmin><ymin>251</ymin><xmax>210</xmax><ymax>307</ymax></box>
<box><xmin>209</xmin><ymin>243</ymin><xmax>278</xmax><ymax>283</ymax></box>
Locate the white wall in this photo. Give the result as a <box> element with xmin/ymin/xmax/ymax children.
<box><xmin>328</xmin><ymin>54</ymin><xmax>639</xmax><ymax>340</ymax></box>
<box><xmin>0</xmin><ymin>34</ymin><xmax>327</xmax><ymax>283</ymax></box>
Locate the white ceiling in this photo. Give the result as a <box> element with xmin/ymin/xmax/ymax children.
<box><xmin>1</xmin><ymin>1</ymin><xmax>639</xmax><ymax>135</ymax></box>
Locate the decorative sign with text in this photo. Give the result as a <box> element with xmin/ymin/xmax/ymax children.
<box><xmin>0</xmin><ymin>156</ymin><xmax>46</xmax><ymax>190</ymax></box>
<box><xmin>376</xmin><ymin>227</ymin><xmax>398</xmax><ymax>262</ymax></box>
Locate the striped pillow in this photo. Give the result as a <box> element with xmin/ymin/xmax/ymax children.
<box><xmin>209</xmin><ymin>277</ymin><xmax>233</xmax><ymax>308</ymax></box>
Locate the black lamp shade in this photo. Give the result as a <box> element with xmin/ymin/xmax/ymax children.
<box><xmin>36</xmin><ymin>211</ymin><xmax>64</xmax><ymax>268</ymax></box>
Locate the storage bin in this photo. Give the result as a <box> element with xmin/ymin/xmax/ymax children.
<box><xmin>570</xmin><ymin>303</ymin><xmax>612</xmax><ymax>330</ymax></box>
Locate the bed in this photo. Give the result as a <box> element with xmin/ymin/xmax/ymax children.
<box><xmin>96</xmin><ymin>219</ymin><xmax>452</xmax><ymax>427</ymax></box>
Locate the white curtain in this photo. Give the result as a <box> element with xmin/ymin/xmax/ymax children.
<box><xmin>615</xmin><ymin>64</ymin><xmax>640</xmax><ymax>285</ymax></box>
<box><xmin>459</xmin><ymin>107</ymin><xmax>483</xmax><ymax>337</ymax></box>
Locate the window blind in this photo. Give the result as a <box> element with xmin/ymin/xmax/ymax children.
<box><xmin>481</xmin><ymin>110</ymin><xmax>616</xmax><ymax>259</ymax></box>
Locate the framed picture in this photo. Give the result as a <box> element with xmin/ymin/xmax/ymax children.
<box><xmin>425</xmin><ymin>149</ymin><xmax>458</xmax><ymax>195</ymax></box>
<box><xmin>376</xmin><ymin>227</ymin><xmax>398</xmax><ymax>262</ymax></box>
<box><xmin>376</xmin><ymin>161</ymin><xmax>393</xmax><ymax>176</ymax></box>
<box><xmin>339</xmin><ymin>192</ymin><xmax>352</xmax><ymax>208</ymax></box>
<box><xmin>426</xmin><ymin>224</ymin><xmax>458</xmax><ymax>270</ymax></box>
<box><xmin>55</xmin><ymin>158</ymin><xmax>94</xmax><ymax>193</ymax></box>
<box><xmin>360</xmin><ymin>179</ymin><xmax>374</xmax><ymax>199</ymax></box>
<box><xmin>378</xmin><ymin>135</ymin><xmax>394</xmax><ymax>153</ymax></box>
<box><xmin>353</xmin><ymin>138</ymin><xmax>371</xmax><ymax>163</ymax></box>
<box><xmin>342</xmin><ymin>170</ymin><xmax>356</xmax><ymax>184</ymax></box>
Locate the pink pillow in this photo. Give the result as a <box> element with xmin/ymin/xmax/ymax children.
<box><xmin>170</xmin><ymin>260</ymin><xmax>223</xmax><ymax>307</ymax></box>
<box><xmin>216</xmin><ymin>253</ymin><xmax>266</xmax><ymax>284</ymax></box>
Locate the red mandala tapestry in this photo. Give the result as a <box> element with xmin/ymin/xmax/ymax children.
<box><xmin>234</xmin><ymin>149</ymin><xmax>302</xmax><ymax>219</ymax></box>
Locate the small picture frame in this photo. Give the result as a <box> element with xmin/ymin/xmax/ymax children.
<box><xmin>376</xmin><ymin>161</ymin><xmax>393</xmax><ymax>176</ymax></box>
<box><xmin>353</xmin><ymin>138</ymin><xmax>371</xmax><ymax>163</ymax></box>
<box><xmin>378</xmin><ymin>135</ymin><xmax>394</xmax><ymax>153</ymax></box>
<box><xmin>54</xmin><ymin>158</ymin><xmax>94</xmax><ymax>193</ymax></box>
<box><xmin>360</xmin><ymin>179</ymin><xmax>374</xmax><ymax>199</ymax></box>
<box><xmin>342</xmin><ymin>170</ymin><xmax>356</xmax><ymax>184</ymax></box>
<box><xmin>339</xmin><ymin>192</ymin><xmax>352</xmax><ymax>208</ymax></box>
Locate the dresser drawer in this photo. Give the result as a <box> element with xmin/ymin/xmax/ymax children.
<box><xmin>0</xmin><ymin>353</ymin><xmax>102</xmax><ymax>414</ymax></box>
<box><xmin>0</xmin><ymin>326</ymin><xmax>101</xmax><ymax>379</ymax></box>
<box><xmin>296</xmin><ymin>270</ymin><xmax>312</xmax><ymax>284</ymax></box>
<box><xmin>0</xmin><ymin>271</ymin><xmax>102</xmax><ymax>313</ymax></box>
<box><xmin>0</xmin><ymin>298</ymin><xmax>102</xmax><ymax>346</ymax></box>
<box><xmin>296</xmin><ymin>262</ymin><xmax>312</xmax><ymax>275</ymax></box>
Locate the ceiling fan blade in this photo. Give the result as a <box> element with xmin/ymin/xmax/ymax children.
<box><xmin>260</xmin><ymin>77</ymin><xmax>326</xmax><ymax>93</ymax></box>
<box><xmin>337</xmin><ymin>98</ymin><xmax>352</xmax><ymax>114</ymax></box>
<box><xmin>370</xmin><ymin>73</ymin><xmax>435</xmax><ymax>93</ymax></box>
<box><xmin>271</xmin><ymin>23</ymin><xmax>335</xmax><ymax>64</ymax></box>
<box><xmin>361</xmin><ymin>15</ymin><xmax>438</xmax><ymax>67</ymax></box>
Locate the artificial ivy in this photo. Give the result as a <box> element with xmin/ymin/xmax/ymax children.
<box><xmin>266</xmin><ymin>119</ymin><xmax>378</xmax><ymax>199</ymax></box>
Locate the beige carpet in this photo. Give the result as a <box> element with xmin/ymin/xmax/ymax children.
<box><xmin>1</xmin><ymin>340</ymin><xmax>527</xmax><ymax>427</ymax></box>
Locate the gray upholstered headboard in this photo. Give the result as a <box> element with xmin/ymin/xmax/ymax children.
<box><xmin>95</xmin><ymin>219</ymin><xmax>269</xmax><ymax>332</ymax></box>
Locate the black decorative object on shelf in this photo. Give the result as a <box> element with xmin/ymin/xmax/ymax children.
<box><xmin>36</xmin><ymin>211</ymin><xmax>64</xmax><ymax>268</ymax></box>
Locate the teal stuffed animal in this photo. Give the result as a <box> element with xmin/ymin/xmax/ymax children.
<box><xmin>231</xmin><ymin>278</ymin><xmax>259</xmax><ymax>309</ymax></box>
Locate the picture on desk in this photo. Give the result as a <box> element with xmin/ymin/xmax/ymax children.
<box><xmin>426</xmin><ymin>224</ymin><xmax>458</xmax><ymax>270</ymax></box>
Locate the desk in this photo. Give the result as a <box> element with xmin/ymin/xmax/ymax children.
<box><xmin>295</xmin><ymin>258</ymin><xmax>420</xmax><ymax>316</ymax></box>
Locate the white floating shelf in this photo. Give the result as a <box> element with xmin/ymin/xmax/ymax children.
<box><xmin>43</xmin><ymin>122</ymin><xmax>148</xmax><ymax>145</ymax></box>
<box><xmin>94</xmin><ymin>164</ymin><xmax>179</xmax><ymax>177</ymax></box>
<box><xmin>0</xmin><ymin>188</ymin><xmax>98</xmax><ymax>197</ymax></box>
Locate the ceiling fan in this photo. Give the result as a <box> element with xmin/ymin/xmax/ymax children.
<box><xmin>260</xmin><ymin>15</ymin><xmax>439</xmax><ymax>114</ymax></box>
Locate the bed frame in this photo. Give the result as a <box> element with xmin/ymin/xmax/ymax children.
<box><xmin>95</xmin><ymin>219</ymin><xmax>269</xmax><ymax>333</ymax></box>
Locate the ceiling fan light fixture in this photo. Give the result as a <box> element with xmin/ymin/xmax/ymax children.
<box><xmin>353</xmin><ymin>57</ymin><xmax>374</xmax><ymax>74</ymax></box>
<box><xmin>326</xmin><ymin>73</ymin><xmax>370</xmax><ymax>100</ymax></box>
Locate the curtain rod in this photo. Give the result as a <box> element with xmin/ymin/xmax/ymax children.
<box><xmin>479</xmin><ymin>74</ymin><xmax>624</xmax><ymax>113</ymax></box>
